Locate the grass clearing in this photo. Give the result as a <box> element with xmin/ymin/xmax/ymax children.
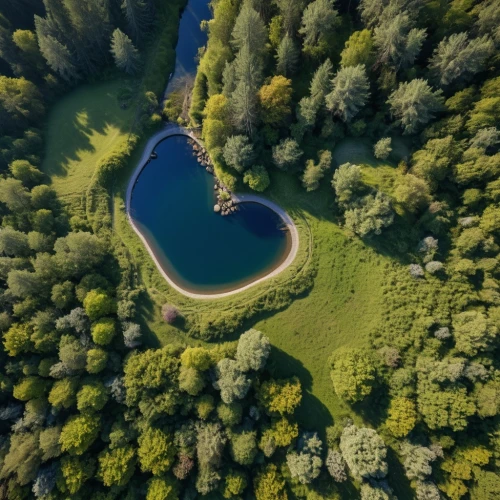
<box><xmin>42</xmin><ymin>80</ymin><xmax>134</xmax><ymax>209</ymax></box>
<box><xmin>41</xmin><ymin>78</ymin><xmax>403</xmax><ymax>456</ymax></box>
<box><xmin>332</xmin><ymin>137</ymin><xmax>411</xmax><ymax>196</ymax></box>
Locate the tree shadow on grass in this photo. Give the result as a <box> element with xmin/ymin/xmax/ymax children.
<box><xmin>134</xmin><ymin>291</ymin><xmax>161</xmax><ymax>348</ymax></box>
<box><xmin>43</xmin><ymin>82</ymin><xmax>132</xmax><ymax>179</ymax></box>
<box><xmin>267</xmin><ymin>346</ymin><xmax>334</xmax><ymax>436</ymax></box>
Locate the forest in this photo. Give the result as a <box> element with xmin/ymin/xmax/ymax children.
<box><xmin>0</xmin><ymin>0</ymin><xmax>500</xmax><ymax>499</ymax></box>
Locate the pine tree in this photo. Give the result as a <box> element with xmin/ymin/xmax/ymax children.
<box><xmin>110</xmin><ymin>28</ymin><xmax>140</xmax><ymax>74</ymax></box>
<box><xmin>293</xmin><ymin>59</ymin><xmax>332</xmax><ymax>137</ymax></box>
<box><xmin>325</xmin><ymin>65</ymin><xmax>370</xmax><ymax>122</ymax></box>
<box><xmin>0</xmin><ymin>18</ymin><xmax>19</xmax><ymax>73</ymax></box>
<box><xmin>231</xmin><ymin>43</ymin><xmax>262</xmax><ymax>136</ymax></box>
<box><xmin>222</xmin><ymin>61</ymin><xmax>237</xmax><ymax>97</ymax></box>
<box><xmin>429</xmin><ymin>33</ymin><xmax>494</xmax><ymax>86</ymax></box>
<box><xmin>310</xmin><ymin>58</ymin><xmax>332</xmax><ymax>101</ymax></box>
<box><xmin>299</xmin><ymin>0</ymin><xmax>339</xmax><ymax>57</ymax></box>
<box><xmin>42</xmin><ymin>0</ymin><xmax>74</xmax><ymax>44</ymax></box>
<box><xmin>35</xmin><ymin>15</ymin><xmax>79</xmax><ymax>82</ymax></box>
<box><xmin>231</xmin><ymin>3</ymin><xmax>267</xmax><ymax>54</ymax></box>
<box><xmin>276</xmin><ymin>0</ymin><xmax>303</xmax><ymax>36</ymax></box>
<box><xmin>121</xmin><ymin>0</ymin><xmax>155</xmax><ymax>44</ymax></box>
<box><xmin>373</xmin><ymin>12</ymin><xmax>426</xmax><ymax>69</ymax></box>
<box><xmin>388</xmin><ymin>79</ymin><xmax>444</xmax><ymax>134</ymax></box>
<box><xmin>41</xmin><ymin>0</ymin><xmax>97</xmax><ymax>75</ymax></box>
<box><xmin>64</xmin><ymin>0</ymin><xmax>111</xmax><ymax>70</ymax></box>
<box><xmin>276</xmin><ymin>35</ymin><xmax>299</xmax><ymax>77</ymax></box>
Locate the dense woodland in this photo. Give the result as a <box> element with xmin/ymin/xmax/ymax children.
<box><xmin>0</xmin><ymin>0</ymin><xmax>500</xmax><ymax>499</ymax></box>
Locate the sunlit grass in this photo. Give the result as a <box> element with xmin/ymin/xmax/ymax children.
<box><xmin>42</xmin><ymin>80</ymin><xmax>134</xmax><ymax>209</ymax></box>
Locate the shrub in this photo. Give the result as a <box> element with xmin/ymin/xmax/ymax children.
<box><xmin>243</xmin><ymin>165</ymin><xmax>270</xmax><ymax>192</ymax></box>
<box><xmin>409</xmin><ymin>264</ymin><xmax>425</xmax><ymax>279</ymax></box>
<box><xmin>162</xmin><ymin>304</ymin><xmax>179</xmax><ymax>324</ymax></box>
<box><xmin>95</xmin><ymin>138</ymin><xmax>138</xmax><ymax>186</ymax></box>
<box><xmin>329</xmin><ymin>348</ymin><xmax>377</xmax><ymax>403</ymax></box>
<box><xmin>374</xmin><ymin>138</ymin><xmax>392</xmax><ymax>159</ymax></box>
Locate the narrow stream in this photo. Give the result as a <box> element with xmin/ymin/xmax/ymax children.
<box><xmin>163</xmin><ymin>0</ymin><xmax>211</xmax><ymax>99</ymax></box>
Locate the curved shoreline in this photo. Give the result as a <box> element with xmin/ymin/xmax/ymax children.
<box><xmin>125</xmin><ymin>124</ymin><xmax>299</xmax><ymax>300</ymax></box>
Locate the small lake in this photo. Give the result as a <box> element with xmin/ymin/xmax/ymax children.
<box><xmin>129</xmin><ymin>136</ymin><xmax>291</xmax><ymax>295</ymax></box>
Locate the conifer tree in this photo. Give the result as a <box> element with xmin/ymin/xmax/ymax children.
<box><xmin>276</xmin><ymin>34</ymin><xmax>299</xmax><ymax>76</ymax></box>
<box><xmin>373</xmin><ymin>12</ymin><xmax>426</xmax><ymax>69</ymax></box>
<box><xmin>326</xmin><ymin>65</ymin><xmax>370</xmax><ymax>122</ymax></box>
<box><xmin>429</xmin><ymin>33</ymin><xmax>494</xmax><ymax>86</ymax></box>
<box><xmin>231</xmin><ymin>3</ymin><xmax>267</xmax><ymax>54</ymax></box>
<box><xmin>388</xmin><ymin>79</ymin><xmax>444</xmax><ymax>134</ymax></box>
<box><xmin>121</xmin><ymin>0</ymin><xmax>155</xmax><ymax>44</ymax></box>
<box><xmin>35</xmin><ymin>17</ymin><xmax>78</xmax><ymax>82</ymax></box>
<box><xmin>231</xmin><ymin>44</ymin><xmax>262</xmax><ymax>136</ymax></box>
<box><xmin>276</xmin><ymin>0</ymin><xmax>303</xmax><ymax>35</ymax></box>
<box><xmin>110</xmin><ymin>28</ymin><xmax>140</xmax><ymax>75</ymax></box>
<box><xmin>64</xmin><ymin>0</ymin><xmax>111</xmax><ymax>70</ymax></box>
<box><xmin>299</xmin><ymin>0</ymin><xmax>339</xmax><ymax>57</ymax></box>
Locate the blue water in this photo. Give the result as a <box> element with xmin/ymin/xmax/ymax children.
<box><xmin>165</xmin><ymin>0</ymin><xmax>211</xmax><ymax>95</ymax></box>
<box><xmin>130</xmin><ymin>136</ymin><xmax>290</xmax><ymax>294</ymax></box>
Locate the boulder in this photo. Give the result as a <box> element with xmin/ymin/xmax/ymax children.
<box><xmin>214</xmin><ymin>205</ymin><xmax>221</xmax><ymax>213</ymax></box>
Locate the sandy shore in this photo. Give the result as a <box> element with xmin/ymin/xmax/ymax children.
<box><xmin>125</xmin><ymin>124</ymin><xmax>300</xmax><ymax>300</ymax></box>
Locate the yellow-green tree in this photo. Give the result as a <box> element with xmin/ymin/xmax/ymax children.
<box><xmin>254</xmin><ymin>464</ymin><xmax>288</xmax><ymax>500</ymax></box>
<box><xmin>138</xmin><ymin>427</ymin><xmax>176</xmax><ymax>475</ymax></box>
<box><xmin>258</xmin><ymin>377</ymin><xmax>302</xmax><ymax>416</ymax></box>
<box><xmin>386</xmin><ymin>397</ymin><xmax>417</xmax><ymax>437</ymax></box>
<box><xmin>258</xmin><ymin>76</ymin><xmax>292</xmax><ymax>125</ymax></box>
<box><xmin>59</xmin><ymin>413</ymin><xmax>100</xmax><ymax>455</ymax></box>
<box><xmin>329</xmin><ymin>347</ymin><xmax>377</xmax><ymax>403</ymax></box>
<box><xmin>97</xmin><ymin>445</ymin><xmax>136</xmax><ymax>487</ymax></box>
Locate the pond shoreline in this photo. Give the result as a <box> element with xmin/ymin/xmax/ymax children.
<box><xmin>125</xmin><ymin>124</ymin><xmax>299</xmax><ymax>300</ymax></box>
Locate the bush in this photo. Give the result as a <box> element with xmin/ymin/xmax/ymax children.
<box><xmin>162</xmin><ymin>304</ymin><xmax>179</xmax><ymax>324</ymax></box>
<box><xmin>243</xmin><ymin>165</ymin><xmax>270</xmax><ymax>192</ymax></box>
<box><xmin>189</xmin><ymin>71</ymin><xmax>208</xmax><ymax>126</ymax></box>
<box><xmin>95</xmin><ymin>138</ymin><xmax>138</xmax><ymax>186</ymax></box>
<box><xmin>374</xmin><ymin>138</ymin><xmax>392</xmax><ymax>159</ymax></box>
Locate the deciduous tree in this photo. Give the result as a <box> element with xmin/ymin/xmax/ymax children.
<box><xmin>236</xmin><ymin>329</ymin><xmax>270</xmax><ymax>371</ymax></box>
<box><xmin>97</xmin><ymin>445</ymin><xmax>136</xmax><ymax>487</ymax></box>
<box><xmin>341</xmin><ymin>29</ymin><xmax>375</xmax><ymax>68</ymax></box>
<box><xmin>214</xmin><ymin>358</ymin><xmax>251</xmax><ymax>403</ymax></box>
<box><xmin>329</xmin><ymin>347</ymin><xmax>377</xmax><ymax>403</ymax></box>
<box><xmin>340</xmin><ymin>425</ymin><xmax>388</xmax><ymax>480</ymax></box>
<box><xmin>258</xmin><ymin>75</ymin><xmax>292</xmax><ymax>125</ymax></box>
